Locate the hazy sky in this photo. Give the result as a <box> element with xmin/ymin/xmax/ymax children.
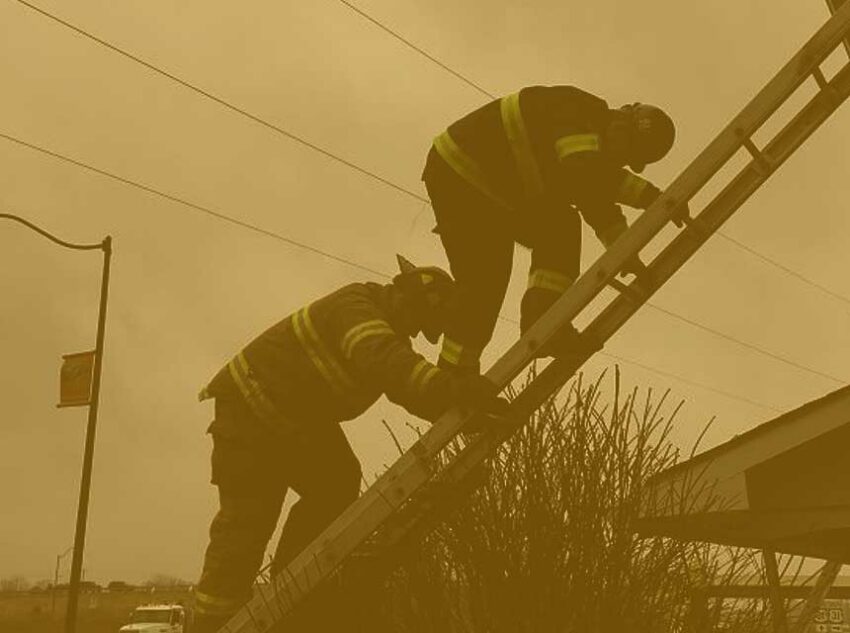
<box><xmin>1</xmin><ymin>0</ymin><xmax>848</xmax><ymax>585</ymax></box>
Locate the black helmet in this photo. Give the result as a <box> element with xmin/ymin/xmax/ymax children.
<box><xmin>393</xmin><ymin>255</ymin><xmax>454</xmax><ymax>343</ymax></box>
<box><xmin>619</xmin><ymin>103</ymin><xmax>675</xmax><ymax>172</ymax></box>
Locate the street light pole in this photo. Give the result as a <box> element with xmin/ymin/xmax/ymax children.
<box><xmin>63</xmin><ymin>235</ymin><xmax>111</xmax><ymax>633</ymax></box>
<box><xmin>0</xmin><ymin>213</ymin><xmax>112</xmax><ymax>633</ymax></box>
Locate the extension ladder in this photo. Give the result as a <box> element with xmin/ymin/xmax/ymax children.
<box><xmin>218</xmin><ymin>4</ymin><xmax>850</xmax><ymax>630</ymax></box>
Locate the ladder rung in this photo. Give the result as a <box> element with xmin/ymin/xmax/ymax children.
<box><xmin>740</xmin><ymin>135</ymin><xmax>773</xmax><ymax>176</ymax></box>
<box><xmin>812</xmin><ymin>65</ymin><xmax>831</xmax><ymax>90</ymax></box>
<box><xmin>812</xmin><ymin>65</ymin><xmax>843</xmax><ymax>104</ymax></box>
<box><xmin>607</xmin><ymin>277</ymin><xmax>648</xmax><ymax>303</ymax></box>
<box><xmin>678</xmin><ymin>212</ymin><xmax>710</xmax><ymax>239</ymax></box>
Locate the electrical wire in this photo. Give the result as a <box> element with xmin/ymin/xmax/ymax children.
<box><xmin>645</xmin><ymin>302</ymin><xmax>846</xmax><ymax>385</ymax></box>
<box><xmin>17</xmin><ymin>0</ymin><xmax>850</xmax><ymax>308</ymax></box>
<box><xmin>0</xmin><ymin>131</ymin><xmax>391</xmax><ymax>279</ymax></box>
<box><xmin>599</xmin><ymin>351</ymin><xmax>783</xmax><ymax>413</ymax></box>
<box><xmin>336</xmin><ymin>0</ymin><xmax>495</xmax><ymax>99</ymax></box>
<box><xmin>715</xmin><ymin>231</ymin><xmax>850</xmax><ymax>307</ymax></box>
<box><xmin>11</xmin><ymin>0</ymin><xmax>428</xmax><ymax>205</ymax></box>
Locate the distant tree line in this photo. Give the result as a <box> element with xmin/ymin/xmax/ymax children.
<box><xmin>0</xmin><ymin>574</ymin><xmax>191</xmax><ymax>594</ymax></box>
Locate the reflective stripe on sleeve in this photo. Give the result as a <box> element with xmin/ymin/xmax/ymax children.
<box><xmin>554</xmin><ymin>133</ymin><xmax>600</xmax><ymax>159</ymax></box>
<box><xmin>341</xmin><ymin>319</ymin><xmax>396</xmax><ymax>359</ymax></box>
<box><xmin>406</xmin><ymin>358</ymin><xmax>441</xmax><ymax>396</ymax></box>
<box><xmin>433</xmin><ymin>130</ymin><xmax>510</xmax><ymax>210</ymax></box>
<box><xmin>616</xmin><ymin>172</ymin><xmax>651</xmax><ymax>207</ymax></box>
<box><xmin>528</xmin><ymin>269</ymin><xmax>574</xmax><ymax>294</ymax></box>
<box><xmin>500</xmin><ymin>92</ymin><xmax>545</xmax><ymax>198</ymax></box>
<box><xmin>292</xmin><ymin>305</ymin><xmax>355</xmax><ymax>396</ymax></box>
<box><xmin>439</xmin><ymin>337</ymin><xmax>482</xmax><ymax>368</ymax></box>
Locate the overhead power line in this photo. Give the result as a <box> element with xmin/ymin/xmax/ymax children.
<box><xmin>0</xmin><ymin>130</ymin><xmax>819</xmax><ymax>410</ymax></box>
<box><xmin>716</xmin><ymin>232</ymin><xmax>850</xmax><ymax>308</ymax></box>
<box><xmin>0</xmin><ymin>132</ymin><xmax>390</xmax><ymax>279</ymax></box>
<box><xmin>645</xmin><ymin>302</ymin><xmax>847</xmax><ymax>385</ymax></box>
<box><xmin>336</xmin><ymin>0</ymin><xmax>495</xmax><ymax>99</ymax></box>
<box><xmin>11</xmin><ymin>0</ymin><xmax>428</xmax><ymax>205</ymax></box>
<box><xmin>600</xmin><ymin>351</ymin><xmax>783</xmax><ymax>413</ymax></box>
<box><xmin>493</xmin><ymin>314</ymin><xmax>782</xmax><ymax>412</ymax></box>
<box><xmin>7</xmin><ymin>4</ymin><xmax>847</xmax><ymax>386</ymax></box>
<box><xmin>18</xmin><ymin>0</ymin><xmax>850</xmax><ymax>309</ymax></box>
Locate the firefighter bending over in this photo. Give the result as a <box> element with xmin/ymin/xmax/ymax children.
<box><xmin>423</xmin><ymin>84</ymin><xmax>678</xmax><ymax>371</ymax></box>
<box><xmin>192</xmin><ymin>256</ymin><xmax>504</xmax><ymax>631</ymax></box>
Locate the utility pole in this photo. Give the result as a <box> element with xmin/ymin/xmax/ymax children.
<box><xmin>52</xmin><ymin>546</ymin><xmax>73</xmax><ymax>618</ymax></box>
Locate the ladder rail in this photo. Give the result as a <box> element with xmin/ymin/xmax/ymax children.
<box><xmin>826</xmin><ymin>0</ymin><xmax>850</xmax><ymax>56</ymax></box>
<box><xmin>218</xmin><ymin>5</ymin><xmax>850</xmax><ymax>631</ymax></box>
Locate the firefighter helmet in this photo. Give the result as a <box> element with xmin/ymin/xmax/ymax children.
<box><xmin>618</xmin><ymin>102</ymin><xmax>675</xmax><ymax>172</ymax></box>
<box><xmin>393</xmin><ymin>255</ymin><xmax>454</xmax><ymax>343</ymax></box>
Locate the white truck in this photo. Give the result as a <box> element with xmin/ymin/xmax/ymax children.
<box><xmin>119</xmin><ymin>604</ymin><xmax>186</xmax><ymax>633</ymax></box>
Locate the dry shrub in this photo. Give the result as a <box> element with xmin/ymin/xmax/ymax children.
<box><xmin>371</xmin><ymin>368</ymin><xmax>767</xmax><ymax>633</ymax></box>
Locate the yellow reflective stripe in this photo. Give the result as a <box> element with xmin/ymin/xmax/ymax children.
<box><xmin>406</xmin><ymin>359</ymin><xmax>440</xmax><ymax>395</ymax></box>
<box><xmin>292</xmin><ymin>306</ymin><xmax>355</xmax><ymax>396</ymax></box>
<box><xmin>500</xmin><ymin>92</ymin><xmax>545</xmax><ymax>198</ymax></box>
<box><xmin>554</xmin><ymin>133</ymin><xmax>600</xmax><ymax>159</ymax></box>
<box><xmin>301</xmin><ymin>307</ymin><xmax>356</xmax><ymax>390</ymax></box>
<box><xmin>617</xmin><ymin>172</ymin><xmax>650</xmax><ymax>206</ymax></box>
<box><xmin>342</xmin><ymin>319</ymin><xmax>395</xmax><ymax>359</ymax></box>
<box><xmin>292</xmin><ymin>308</ymin><xmax>344</xmax><ymax>395</ymax></box>
<box><xmin>406</xmin><ymin>359</ymin><xmax>430</xmax><ymax>393</ymax></box>
<box><xmin>227</xmin><ymin>353</ymin><xmax>277</xmax><ymax>420</ymax></box>
<box><xmin>194</xmin><ymin>590</ymin><xmax>243</xmax><ymax>613</ymax></box>
<box><xmin>433</xmin><ymin>130</ymin><xmax>510</xmax><ymax>209</ymax></box>
<box><xmin>440</xmin><ymin>339</ymin><xmax>462</xmax><ymax>365</ymax></box>
<box><xmin>418</xmin><ymin>365</ymin><xmax>440</xmax><ymax>392</ymax></box>
<box><xmin>528</xmin><ymin>269</ymin><xmax>573</xmax><ymax>294</ymax></box>
<box><xmin>439</xmin><ymin>337</ymin><xmax>481</xmax><ymax>368</ymax></box>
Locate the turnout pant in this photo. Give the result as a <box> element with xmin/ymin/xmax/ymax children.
<box><xmin>423</xmin><ymin>150</ymin><xmax>581</xmax><ymax>371</ymax></box>
<box><xmin>194</xmin><ymin>395</ymin><xmax>362</xmax><ymax>625</ymax></box>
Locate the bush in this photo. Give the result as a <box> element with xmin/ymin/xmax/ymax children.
<box><xmin>368</xmin><ymin>369</ymin><xmax>765</xmax><ymax>633</ymax></box>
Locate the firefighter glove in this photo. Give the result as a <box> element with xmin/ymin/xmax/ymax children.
<box><xmin>449</xmin><ymin>372</ymin><xmax>508</xmax><ymax>415</ymax></box>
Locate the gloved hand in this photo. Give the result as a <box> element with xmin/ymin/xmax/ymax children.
<box><xmin>538</xmin><ymin>323</ymin><xmax>603</xmax><ymax>359</ymax></box>
<box><xmin>637</xmin><ymin>183</ymin><xmax>691</xmax><ymax>228</ymax></box>
<box><xmin>671</xmin><ymin>200</ymin><xmax>691</xmax><ymax>228</ymax></box>
<box><xmin>446</xmin><ymin>371</ymin><xmax>511</xmax><ymax>434</ymax></box>
<box><xmin>464</xmin><ymin>399</ymin><xmax>513</xmax><ymax>434</ymax></box>
<box><xmin>619</xmin><ymin>255</ymin><xmax>648</xmax><ymax>279</ymax></box>
<box><xmin>598</xmin><ymin>218</ymin><xmax>629</xmax><ymax>249</ymax></box>
<box><xmin>449</xmin><ymin>371</ymin><xmax>507</xmax><ymax>414</ymax></box>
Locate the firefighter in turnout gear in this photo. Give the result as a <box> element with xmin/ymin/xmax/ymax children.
<box><xmin>192</xmin><ymin>256</ymin><xmax>505</xmax><ymax>632</ymax></box>
<box><xmin>423</xmin><ymin>85</ymin><xmax>677</xmax><ymax>372</ymax></box>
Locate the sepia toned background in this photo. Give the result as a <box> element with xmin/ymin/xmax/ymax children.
<box><xmin>1</xmin><ymin>0</ymin><xmax>848</xmax><ymax>586</ymax></box>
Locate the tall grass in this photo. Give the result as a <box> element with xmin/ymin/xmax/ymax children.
<box><xmin>366</xmin><ymin>368</ymin><xmax>767</xmax><ymax>633</ymax></box>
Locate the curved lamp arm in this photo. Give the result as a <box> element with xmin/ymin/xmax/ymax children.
<box><xmin>0</xmin><ymin>213</ymin><xmax>105</xmax><ymax>251</ymax></box>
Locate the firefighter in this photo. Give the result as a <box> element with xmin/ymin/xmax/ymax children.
<box><xmin>422</xmin><ymin>85</ymin><xmax>678</xmax><ymax>372</ymax></box>
<box><xmin>192</xmin><ymin>256</ymin><xmax>505</xmax><ymax>631</ymax></box>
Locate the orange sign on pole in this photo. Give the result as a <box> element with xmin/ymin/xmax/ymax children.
<box><xmin>58</xmin><ymin>351</ymin><xmax>96</xmax><ymax>408</ymax></box>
